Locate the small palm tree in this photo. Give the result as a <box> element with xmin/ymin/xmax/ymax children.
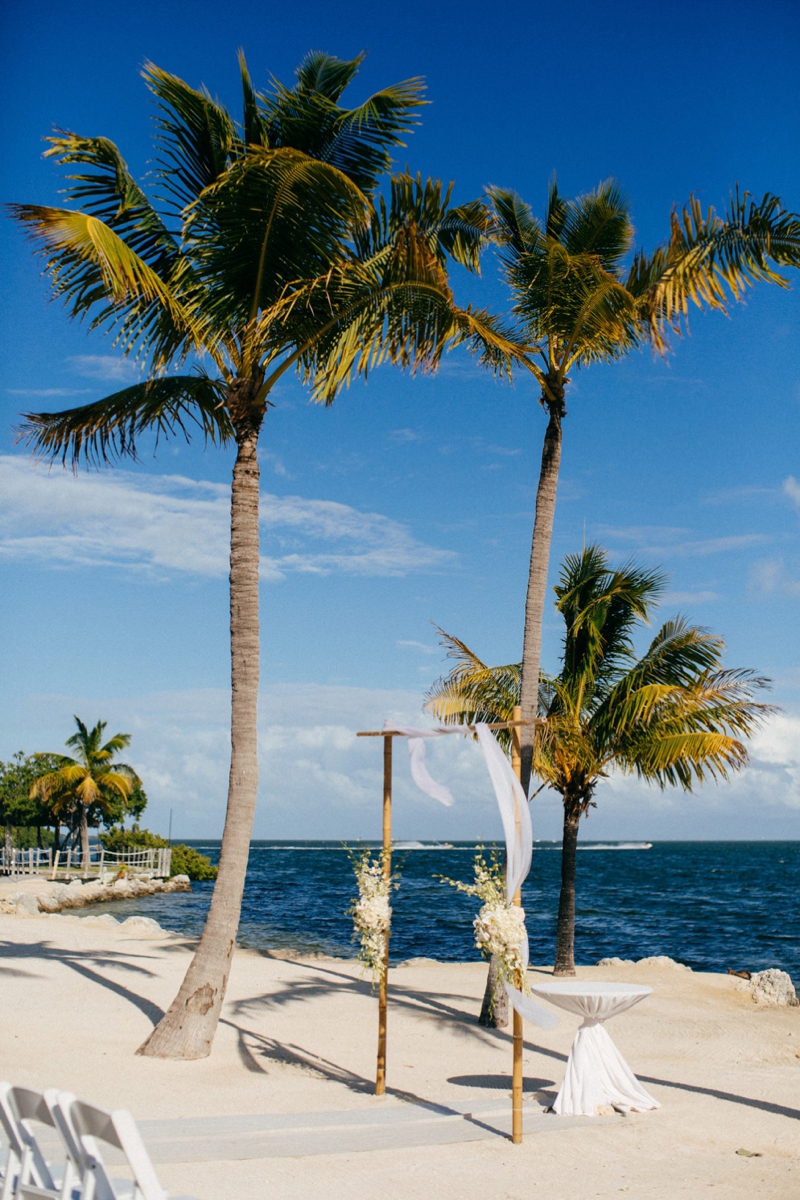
<box><xmin>427</xmin><ymin>547</ymin><xmax>773</xmax><ymax>978</ymax></box>
<box><xmin>488</xmin><ymin>181</ymin><xmax>800</xmax><ymax>797</ymax></box>
<box><xmin>31</xmin><ymin>718</ymin><xmax>141</xmax><ymax>870</ymax></box>
<box><xmin>8</xmin><ymin>51</ymin><xmax>520</xmax><ymax>1059</ymax></box>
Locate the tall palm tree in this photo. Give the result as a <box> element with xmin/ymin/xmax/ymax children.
<box><xmin>488</xmin><ymin>180</ymin><xmax>800</xmax><ymax>798</ymax></box>
<box><xmin>31</xmin><ymin>718</ymin><xmax>140</xmax><ymax>869</ymax></box>
<box><xmin>427</xmin><ymin>546</ymin><xmax>772</xmax><ymax>977</ymax></box>
<box><xmin>8</xmin><ymin>51</ymin><xmax>521</xmax><ymax>1059</ymax></box>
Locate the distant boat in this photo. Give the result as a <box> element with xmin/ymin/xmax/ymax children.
<box><xmin>393</xmin><ymin>841</ymin><xmax>454</xmax><ymax>850</ymax></box>
<box><xmin>579</xmin><ymin>842</ymin><xmax>653</xmax><ymax>851</ymax></box>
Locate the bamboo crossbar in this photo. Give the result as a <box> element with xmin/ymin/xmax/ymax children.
<box><xmin>356</xmin><ymin>719</ymin><xmax>535</xmax><ymax>737</ymax></box>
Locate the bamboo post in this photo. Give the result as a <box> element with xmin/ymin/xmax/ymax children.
<box><xmin>376</xmin><ymin>733</ymin><xmax>392</xmax><ymax>1096</ymax></box>
<box><xmin>511</xmin><ymin>704</ymin><xmax>524</xmax><ymax>1145</ymax></box>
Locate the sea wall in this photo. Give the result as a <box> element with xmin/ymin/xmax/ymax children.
<box><xmin>0</xmin><ymin>873</ymin><xmax>191</xmax><ymax>915</ymax></box>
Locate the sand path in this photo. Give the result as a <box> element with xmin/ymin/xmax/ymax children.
<box><xmin>1</xmin><ymin>912</ymin><xmax>797</xmax><ymax>1198</ymax></box>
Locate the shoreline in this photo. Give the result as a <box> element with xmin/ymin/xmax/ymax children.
<box><xmin>0</xmin><ymin>871</ymin><xmax>191</xmax><ymax>915</ymax></box>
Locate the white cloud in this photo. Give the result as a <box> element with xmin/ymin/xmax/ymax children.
<box><xmin>661</xmin><ymin>590</ymin><xmax>719</xmax><ymax>604</ymax></box>
<box><xmin>783</xmin><ymin>476</ymin><xmax>800</xmax><ymax>508</ymax></box>
<box><xmin>396</xmin><ymin>640</ymin><xmax>438</xmax><ymax>654</ymax></box>
<box><xmin>0</xmin><ymin>456</ymin><xmax>453</xmax><ymax>580</ymax></box>
<box><xmin>6</xmin><ymin>388</ymin><xmax>91</xmax><ymax>398</ymax></box>
<box><xmin>67</xmin><ymin>356</ymin><xmax>140</xmax><ymax>382</ymax></box>
<box><xmin>595</xmin><ymin>523</ymin><xmax>769</xmax><ymax>559</ymax></box>
<box><xmin>749</xmin><ymin>556</ymin><xmax>800</xmax><ymax>599</ymax></box>
<box><xmin>7</xmin><ymin>686</ymin><xmax>799</xmax><ymax>841</ymax></box>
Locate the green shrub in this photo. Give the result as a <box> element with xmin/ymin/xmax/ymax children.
<box><xmin>170</xmin><ymin>843</ymin><xmax>218</xmax><ymax>881</ymax></box>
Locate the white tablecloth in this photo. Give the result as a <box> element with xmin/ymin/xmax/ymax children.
<box><xmin>530</xmin><ymin>982</ymin><xmax>660</xmax><ymax>1116</ymax></box>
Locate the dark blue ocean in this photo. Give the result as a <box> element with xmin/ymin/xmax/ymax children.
<box><xmin>93</xmin><ymin>840</ymin><xmax>800</xmax><ymax>981</ymax></box>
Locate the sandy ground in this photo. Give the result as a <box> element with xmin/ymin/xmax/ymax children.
<box><xmin>1</xmin><ymin>910</ymin><xmax>798</xmax><ymax>1199</ymax></box>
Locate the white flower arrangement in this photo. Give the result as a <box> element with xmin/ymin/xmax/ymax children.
<box><xmin>346</xmin><ymin>845</ymin><xmax>397</xmax><ymax>988</ymax></box>
<box><xmin>439</xmin><ymin>846</ymin><xmax>529</xmax><ymax>1013</ymax></box>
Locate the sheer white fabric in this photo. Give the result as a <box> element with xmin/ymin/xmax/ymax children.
<box><xmin>385</xmin><ymin>720</ymin><xmax>557</xmax><ymax>1030</ymax></box>
<box><xmin>529</xmin><ymin>982</ymin><xmax>659</xmax><ymax>1114</ymax></box>
<box><xmin>383</xmin><ymin>723</ymin><xmax>455</xmax><ymax>806</ymax></box>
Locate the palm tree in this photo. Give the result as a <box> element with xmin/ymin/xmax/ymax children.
<box><xmin>427</xmin><ymin>546</ymin><xmax>772</xmax><ymax>978</ymax></box>
<box><xmin>8</xmin><ymin>51</ymin><xmax>521</xmax><ymax>1059</ymax></box>
<box><xmin>488</xmin><ymin>181</ymin><xmax>800</xmax><ymax>798</ymax></box>
<box><xmin>31</xmin><ymin>718</ymin><xmax>141</xmax><ymax>870</ymax></box>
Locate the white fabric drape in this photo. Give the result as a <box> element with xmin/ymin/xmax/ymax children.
<box><xmin>386</xmin><ymin>719</ymin><xmax>557</xmax><ymax>1030</ymax></box>
<box><xmin>382</xmin><ymin>722</ymin><xmax>455</xmax><ymax>806</ymax></box>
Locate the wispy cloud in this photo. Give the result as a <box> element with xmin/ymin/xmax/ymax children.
<box><xmin>661</xmin><ymin>590</ymin><xmax>719</xmax><ymax>604</ymax></box>
<box><xmin>6</xmin><ymin>388</ymin><xmax>92</xmax><ymax>398</ymax></box>
<box><xmin>749</xmin><ymin>557</ymin><xmax>800</xmax><ymax>598</ymax></box>
<box><xmin>595</xmin><ymin>523</ymin><xmax>769</xmax><ymax>558</ymax></box>
<box><xmin>390</xmin><ymin>428</ymin><xmax>420</xmax><ymax>443</ymax></box>
<box><xmin>783</xmin><ymin>476</ymin><xmax>800</xmax><ymax>508</ymax></box>
<box><xmin>397</xmin><ymin>640</ymin><xmax>439</xmax><ymax>654</ymax></box>
<box><xmin>67</xmin><ymin>355</ymin><xmax>140</xmax><ymax>383</ymax></box>
<box><xmin>0</xmin><ymin>455</ymin><xmax>454</xmax><ymax>580</ymax></box>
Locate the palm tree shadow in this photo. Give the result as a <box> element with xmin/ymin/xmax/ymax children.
<box><xmin>0</xmin><ymin>938</ymin><xmax>164</xmax><ymax>1026</ymax></box>
<box><xmin>234</xmin><ymin>957</ymin><xmax>547</xmax><ymax>1050</ymax></box>
<box><xmin>218</xmin><ymin>1018</ymin><xmax>510</xmax><ymax>1139</ymax></box>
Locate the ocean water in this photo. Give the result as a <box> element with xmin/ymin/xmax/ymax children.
<box><xmin>91</xmin><ymin>840</ymin><xmax>800</xmax><ymax>980</ymax></box>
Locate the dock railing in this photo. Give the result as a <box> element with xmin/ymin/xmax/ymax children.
<box><xmin>1</xmin><ymin>845</ymin><xmax>172</xmax><ymax>880</ymax></box>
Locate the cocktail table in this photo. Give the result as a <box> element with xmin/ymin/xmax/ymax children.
<box><xmin>529</xmin><ymin>981</ymin><xmax>660</xmax><ymax>1116</ymax></box>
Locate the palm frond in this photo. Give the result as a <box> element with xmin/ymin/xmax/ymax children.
<box><xmin>43</xmin><ymin>131</ymin><xmax>179</xmax><ymax>275</ymax></box>
<box><xmin>424</xmin><ymin>627</ymin><xmax>520</xmax><ymax>749</ymax></box>
<box><xmin>629</xmin><ymin>189</ymin><xmax>800</xmax><ymax>350</ymax></box>
<box><xmin>16</xmin><ymin>374</ymin><xmax>231</xmax><ymax>467</ymax></box>
<box><xmin>262</xmin><ymin>52</ymin><xmax>424</xmax><ymax>193</ymax></box>
<box><xmin>185</xmin><ymin>147</ymin><xmax>367</xmax><ymax>332</ymax></box>
<box><xmin>144</xmin><ymin>62</ymin><xmax>240</xmax><ymax>211</ymax></box>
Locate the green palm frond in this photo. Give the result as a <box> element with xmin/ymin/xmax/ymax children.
<box><xmin>262</xmin><ymin>51</ymin><xmax>424</xmax><ymax>193</ymax></box>
<box><xmin>144</xmin><ymin>62</ymin><xmax>240</xmax><ymax>211</ymax></box>
<box><xmin>425</xmin><ymin>627</ymin><xmax>520</xmax><ymax>749</ymax></box>
<box><xmin>186</xmin><ymin>147</ymin><xmax>368</xmax><ymax>331</ymax></box>
<box><xmin>428</xmin><ymin>546</ymin><xmax>773</xmax><ymax>802</ymax></box>
<box><xmin>238</xmin><ymin>51</ymin><xmax>270</xmax><ymax>148</ymax></box>
<box><xmin>490</xmin><ymin>179</ymin><xmax>800</xmax><ymax>380</ymax></box>
<box><xmin>16</xmin><ymin>374</ymin><xmax>231</xmax><ymax>467</ymax></box>
<box><xmin>43</xmin><ymin>132</ymin><xmax>179</xmax><ymax>275</ymax></box>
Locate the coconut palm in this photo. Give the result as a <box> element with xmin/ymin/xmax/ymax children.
<box><xmin>31</xmin><ymin>718</ymin><xmax>141</xmax><ymax>870</ymax></box>
<box><xmin>8</xmin><ymin>51</ymin><xmax>521</xmax><ymax>1059</ymax></box>
<box><xmin>488</xmin><ymin>180</ymin><xmax>800</xmax><ymax>798</ymax></box>
<box><xmin>427</xmin><ymin>546</ymin><xmax>772</xmax><ymax>978</ymax></box>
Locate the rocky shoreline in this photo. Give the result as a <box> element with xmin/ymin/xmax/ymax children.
<box><xmin>0</xmin><ymin>872</ymin><xmax>191</xmax><ymax>915</ymax></box>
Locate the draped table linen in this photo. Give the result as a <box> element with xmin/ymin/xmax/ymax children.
<box><xmin>529</xmin><ymin>981</ymin><xmax>660</xmax><ymax>1115</ymax></box>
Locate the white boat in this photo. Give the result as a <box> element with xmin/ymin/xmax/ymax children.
<box><xmin>579</xmin><ymin>842</ymin><xmax>653</xmax><ymax>851</ymax></box>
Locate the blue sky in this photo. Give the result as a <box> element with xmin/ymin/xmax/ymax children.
<box><xmin>1</xmin><ymin>0</ymin><xmax>799</xmax><ymax>841</ymax></box>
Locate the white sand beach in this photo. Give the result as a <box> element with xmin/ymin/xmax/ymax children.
<box><xmin>2</xmin><ymin>910</ymin><xmax>798</xmax><ymax>1199</ymax></box>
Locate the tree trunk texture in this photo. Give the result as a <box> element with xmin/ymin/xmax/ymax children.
<box><xmin>478</xmin><ymin>953</ymin><xmax>509</xmax><ymax>1027</ymax></box>
<box><xmin>554</xmin><ymin>805</ymin><xmax>580</xmax><ymax>976</ymax></box>
<box><xmin>79</xmin><ymin>806</ymin><xmax>90</xmax><ymax>871</ymax></box>
<box><xmin>519</xmin><ymin>391</ymin><xmax>564</xmax><ymax>797</ymax></box>
<box><xmin>138</xmin><ymin>426</ymin><xmax>262</xmax><ymax>1059</ymax></box>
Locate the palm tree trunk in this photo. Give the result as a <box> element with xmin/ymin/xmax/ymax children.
<box><xmin>519</xmin><ymin>390</ymin><xmax>564</xmax><ymax>796</ymax></box>
<box><xmin>138</xmin><ymin>425</ymin><xmax>262</xmax><ymax>1059</ymax></box>
<box><xmin>554</xmin><ymin>803</ymin><xmax>580</xmax><ymax>976</ymax></box>
<box><xmin>79</xmin><ymin>805</ymin><xmax>90</xmax><ymax>871</ymax></box>
<box><xmin>478</xmin><ymin>953</ymin><xmax>509</xmax><ymax>1027</ymax></box>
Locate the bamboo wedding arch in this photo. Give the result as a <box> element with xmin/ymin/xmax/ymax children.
<box><xmin>356</xmin><ymin>707</ymin><xmax>545</xmax><ymax>1145</ymax></box>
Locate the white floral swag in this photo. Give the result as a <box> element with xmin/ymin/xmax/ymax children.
<box><xmin>346</xmin><ymin>846</ymin><xmax>397</xmax><ymax>988</ymax></box>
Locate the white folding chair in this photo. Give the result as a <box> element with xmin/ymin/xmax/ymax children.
<box><xmin>56</xmin><ymin>1096</ymin><xmax>195</xmax><ymax>1200</ymax></box>
<box><xmin>0</xmin><ymin>1084</ymin><xmax>79</xmax><ymax>1200</ymax></box>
